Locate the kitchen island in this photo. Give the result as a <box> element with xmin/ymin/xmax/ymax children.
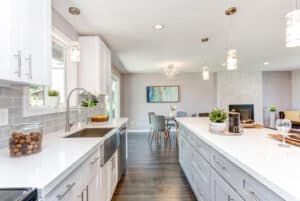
<box><xmin>176</xmin><ymin>117</ymin><xmax>300</xmax><ymax>201</ymax></box>
<box><xmin>0</xmin><ymin>118</ymin><xmax>128</xmax><ymax>200</ymax></box>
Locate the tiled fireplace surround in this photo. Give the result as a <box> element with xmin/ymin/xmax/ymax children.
<box><xmin>0</xmin><ymin>86</ymin><xmax>104</xmax><ymax>148</ymax></box>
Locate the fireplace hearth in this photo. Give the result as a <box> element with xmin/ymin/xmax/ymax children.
<box><xmin>229</xmin><ymin>104</ymin><xmax>254</xmax><ymax>123</ymax></box>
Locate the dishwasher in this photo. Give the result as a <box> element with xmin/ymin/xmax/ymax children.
<box><xmin>118</xmin><ymin>124</ymin><xmax>127</xmax><ymax>181</ymax></box>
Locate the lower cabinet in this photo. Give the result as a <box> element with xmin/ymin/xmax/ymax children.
<box><xmin>178</xmin><ymin>124</ymin><xmax>285</xmax><ymax>201</ymax></box>
<box><xmin>43</xmin><ymin>146</ymin><xmax>120</xmax><ymax>201</ymax></box>
<box><xmin>211</xmin><ymin>169</ymin><xmax>243</xmax><ymax>201</ymax></box>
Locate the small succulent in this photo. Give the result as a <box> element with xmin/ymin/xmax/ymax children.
<box><xmin>81</xmin><ymin>92</ymin><xmax>98</xmax><ymax>107</ymax></box>
<box><xmin>209</xmin><ymin>108</ymin><xmax>227</xmax><ymax>123</ymax></box>
<box><xmin>269</xmin><ymin>106</ymin><xmax>276</xmax><ymax>112</ymax></box>
<box><xmin>48</xmin><ymin>89</ymin><xmax>60</xmax><ymax>97</ymax></box>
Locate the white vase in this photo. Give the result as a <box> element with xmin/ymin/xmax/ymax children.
<box><xmin>269</xmin><ymin>112</ymin><xmax>276</xmax><ymax>128</ymax></box>
<box><xmin>209</xmin><ymin>121</ymin><xmax>226</xmax><ymax>133</ymax></box>
<box><xmin>46</xmin><ymin>96</ymin><xmax>60</xmax><ymax>108</ymax></box>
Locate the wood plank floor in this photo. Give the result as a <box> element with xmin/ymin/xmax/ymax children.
<box><xmin>112</xmin><ymin>132</ymin><xmax>196</xmax><ymax>201</ymax></box>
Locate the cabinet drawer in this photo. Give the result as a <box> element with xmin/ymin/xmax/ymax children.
<box><xmin>193</xmin><ymin>136</ymin><xmax>210</xmax><ymax>161</ymax></box>
<box><xmin>83</xmin><ymin>147</ymin><xmax>101</xmax><ymax>183</ymax></box>
<box><xmin>210</xmin><ymin>149</ymin><xmax>243</xmax><ymax>191</ymax></box>
<box><xmin>211</xmin><ymin>169</ymin><xmax>243</xmax><ymax>201</ymax></box>
<box><xmin>180</xmin><ymin>128</ymin><xmax>193</xmax><ymax>143</ymax></box>
<box><xmin>44</xmin><ymin>167</ymin><xmax>81</xmax><ymax>201</ymax></box>
<box><xmin>192</xmin><ymin>151</ymin><xmax>211</xmax><ymax>185</ymax></box>
<box><xmin>240</xmin><ymin>175</ymin><xmax>284</xmax><ymax>201</ymax></box>
<box><xmin>192</xmin><ymin>159</ymin><xmax>211</xmax><ymax>201</ymax></box>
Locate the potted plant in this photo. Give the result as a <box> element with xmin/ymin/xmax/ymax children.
<box><xmin>269</xmin><ymin>106</ymin><xmax>276</xmax><ymax>128</ymax></box>
<box><xmin>81</xmin><ymin>92</ymin><xmax>98</xmax><ymax>107</ymax></box>
<box><xmin>46</xmin><ymin>89</ymin><xmax>60</xmax><ymax>108</ymax></box>
<box><xmin>209</xmin><ymin>108</ymin><xmax>228</xmax><ymax>133</ymax></box>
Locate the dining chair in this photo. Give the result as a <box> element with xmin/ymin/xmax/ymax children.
<box><xmin>147</xmin><ymin>112</ymin><xmax>155</xmax><ymax>142</ymax></box>
<box><xmin>149</xmin><ymin>115</ymin><xmax>171</xmax><ymax>145</ymax></box>
<box><xmin>176</xmin><ymin>111</ymin><xmax>187</xmax><ymax>117</ymax></box>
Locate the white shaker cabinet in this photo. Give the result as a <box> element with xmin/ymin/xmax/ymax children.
<box><xmin>79</xmin><ymin>36</ymin><xmax>112</xmax><ymax>96</ymax></box>
<box><xmin>211</xmin><ymin>169</ymin><xmax>243</xmax><ymax>201</ymax></box>
<box><xmin>0</xmin><ymin>0</ymin><xmax>51</xmax><ymax>85</ymax></box>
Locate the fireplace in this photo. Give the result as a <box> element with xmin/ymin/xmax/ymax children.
<box><xmin>229</xmin><ymin>104</ymin><xmax>254</xmax><ymax>123</ymax></box>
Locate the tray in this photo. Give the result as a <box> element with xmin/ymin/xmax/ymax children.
<box><xmin>242</xmin><ymin>123</ymin><xmax>264</xmax><ymax>129</ymax></box>
<box><xmin>268</xmin><ymin>134</ymin><xmax>300</xmax><ymax>147</ymax></box>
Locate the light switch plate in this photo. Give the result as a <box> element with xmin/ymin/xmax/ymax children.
<box><xmin>0</xmin><ymin>109</ymin><xmax>8</xmax><ymax>126</ymax></box>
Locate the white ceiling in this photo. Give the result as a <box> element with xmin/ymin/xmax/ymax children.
<box><xmin>53</xmin><ymin>0</ymin><xmax>300</xmax><ymax>73</ymax></box>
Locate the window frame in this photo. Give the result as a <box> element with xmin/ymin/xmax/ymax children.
<box><xmin>23</xmin><ymin>27</ymin><xmax>73</xmax><ymax>117</ymax></box>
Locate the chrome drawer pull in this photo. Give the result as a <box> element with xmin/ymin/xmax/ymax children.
<box><xmin>249</xmin><ymin>191</ymin><xmax>259</xmax><ymax>201</ymax></box>
<box><xmin>57</xmin><ymin>182</ymin><xmax>76</xmax><ymax>200</ymax></box>
<box><xmin>90</xmin><ymin>157</ymin><xmax>100</xmax><ymax>165</ymax></box>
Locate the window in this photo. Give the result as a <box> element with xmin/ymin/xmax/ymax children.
<box><xmin>29</xmin><ymin>36</ymin><xmax>66</xmax><ymax>107</ymax></box>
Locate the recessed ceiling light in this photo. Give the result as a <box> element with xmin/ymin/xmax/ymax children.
<box><xmin>264</xmin><ymin>61</ymin><xmax>270</xmax><ymax>65</ymax></box>
<box><xmin>201</xmin><ymin>37</ymin><xmax>209</xmax><ymax>43</ymax></box>
<box><xmin>153</xmin><ymin>24</ymin><xmax>164</xmax><ymax>30</ymax></box>
<box><xmin>69</xmin><ymin>7</ymin><xmax>80</xmax><ymax>16</ymax></box>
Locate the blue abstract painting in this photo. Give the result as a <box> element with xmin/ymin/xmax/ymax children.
<box><xmin>146</xmin><ymin>86</ymin><xmax>179</xmax><ymax>103</ymax></box>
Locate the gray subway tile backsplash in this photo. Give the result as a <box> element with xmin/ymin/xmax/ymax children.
<box><xmin>0</xmin><ymin>86</ymin><xmax>104</xmax><ymax>148</ymax></box>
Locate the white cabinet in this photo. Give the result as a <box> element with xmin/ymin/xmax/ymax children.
<box><xmin>0</xmin><ymin>0</ymin><xmax>51</xmax><ymax>85</ymax></box>
<box><xmin>79</xmin><ymin>36</ymin><xmax>112</xmax><ymax>95</ymax></box>
<box><xmin>100</xmin><ymin>161</ymin><xmax>110</xmax><ymax>201</ymax></box>
<box><xmin>110</xmin><ymin>151</ymin><xmax>118</xmax><ymax>198</ymax></box>
<box><xmin>211</xmin><ymin>169</ymin><xmax>243</xmax><ymax>201</ymax></box>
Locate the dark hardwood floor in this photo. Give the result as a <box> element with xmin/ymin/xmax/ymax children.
<box><xmin>112</xmin><ymin>132</ymin><xmax>196</xmax><ymax>201</ymax></box>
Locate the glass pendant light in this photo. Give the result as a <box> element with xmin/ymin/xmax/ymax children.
<box><xmin>227</xmin><ymin>49</ymin><xmax>237</xmax><ymax>70</ymax></box>
<box><xmin>226</xmin><ymin>7</ymin><xmax>238</xmax><ymax>70</ymax></box>
<box><xmin>202</xmin><ymin>66</ymin><xmax>210</xmax><ymax>80</ymax></box>
<box><xmin>286</xmin><ymin>0</ymin><xmax>300</xmax><ymax>47</ymax></box>
<box><xmin>71</xmin><ymin>41</ymin><xmax>80</xmax><ymax>62</ymax></box>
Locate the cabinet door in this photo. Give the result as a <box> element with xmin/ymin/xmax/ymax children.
<box><xmin>0</xmin><ymin>0</ymin><xmax>24</xmax><ymax>82</ymax></box>
<box><xmin>26</xmin><ymin>0</ymin><xmax>51</xmax><ymax>85</ymax></box>
<box><xmin>110</xmin><ymin>151</ymin><xmax>118</xmax><ymax>196</ymax></box>
<box><xmin>100</xmin><ymin>162</ymin><xmax>110</xmax><ymax>201</ymax></box>
<box><xmin>211</xmin><ymin>169</ymin><xmax>243</xmax><ymax>201</ymax></box>
<box><xmin>88</xmin><ymin>168</ymin><xmax>101</xmax><ymax>201</ymax></box>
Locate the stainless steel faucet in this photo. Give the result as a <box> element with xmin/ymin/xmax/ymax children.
<box><xmin>65</xmin><ymin>87</ymin><xmax>89</xmax><ymax>132</ymax></box>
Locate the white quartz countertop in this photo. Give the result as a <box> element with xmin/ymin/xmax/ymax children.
<box><xmin>176</xmin><ymin>117</ymin><xmax>300</xmax><ymax>201</ymax></box>
<box><xmin>0</xmin><ymin>118</ymin><xmax>128</xmax><ymax>195</ymax></box>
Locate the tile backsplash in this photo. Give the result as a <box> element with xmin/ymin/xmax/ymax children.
<box><xmin>0</xmin><ymin>86</ymin><xmax>104</xmax><ymax>148</ymax></box>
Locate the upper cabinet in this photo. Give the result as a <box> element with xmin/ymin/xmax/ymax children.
<box><xmin>0</xmin><ymin>0</ymin><xmax>51</xmax><ymax>86</ymax></box>
<box><xmin>79</xmin><ymin>36</ymin><xmax>111</xmax><ymax>96</ymax></box>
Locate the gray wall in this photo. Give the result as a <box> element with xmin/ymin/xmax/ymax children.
<box><xmin>262</xmin><ymin>71</ymin><xmax>292</xmax><ymax>111</ymax></box>
<box><xmin>292</xmin><ymin>70</ymin><xmax>300</xmax><ymax>110</ymax></box>
<box><xmin>121</xmin><ymin>73</ymin><xmax>217</xmax><ymax>129</ymax></box>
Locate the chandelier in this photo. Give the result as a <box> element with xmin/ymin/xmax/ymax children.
<box><xmin>202</xmin><ymin>66</ymin><xmax>210</xmax><ymax>80</ymax></box>
<box><xmin>165</xmin><ymin>64</ymin><xmax>177</xmax><ymax>79</ymax></box>
<box><xmin>286</xmin><ymin>2</ymin><xmax>300</xmax><ymax>48</ymax></box>
<box><xmin>71</xmin><ymin>41</ymin><xmax>80</xmax><ymax>62</ymax></box>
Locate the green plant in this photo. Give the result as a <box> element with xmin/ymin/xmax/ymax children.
<box><xmin>48</xmin><ymin>89</ymin><xmax>60</xmax><ymax>97</ymax></box>
<box><xmin>81</xmin><ymin>92</ymin><xmax>98</xmax><ymax>107</ymax></box>
<box><xmin>269</xmin><ymin>106</ymin><xmax>276</xmax><ymax>112</ymax></box>
<box><xmin>209</xmin><ymin>108</ymin><xmax>227</xmax><ymax>123</ymax></box>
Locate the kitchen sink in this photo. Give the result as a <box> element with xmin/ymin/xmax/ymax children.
<box><xmin>65</xmin><ymin>128</ymin><xmax>114</xmax><ymax>138</ymax></box>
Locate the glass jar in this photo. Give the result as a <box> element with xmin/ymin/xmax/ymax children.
<box><xmin>9</xmin><ymin>123</ymin><xmax>43</xmax><ymax>157</ymax></box>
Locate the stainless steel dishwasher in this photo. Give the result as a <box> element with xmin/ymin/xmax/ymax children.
<box><xmin>118</xmin><ymin>124</ymin><xmax>127</xmax><ymax>180</ymax></box>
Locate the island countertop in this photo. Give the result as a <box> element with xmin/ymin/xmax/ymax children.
<box><xmin>176</xmin><ymin>117</ymin><xmax>300</xmax><ymax>201</ymax></box>
<box><xmin>0</xmin><ymin>118</ymin><xmax>128</xmax><ymax>195</ymax></box>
